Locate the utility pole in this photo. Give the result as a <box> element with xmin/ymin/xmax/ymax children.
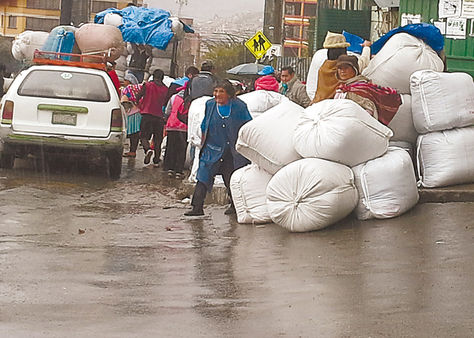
<box><xmin>60</xmin><ymin>0</ymin><xmax>73</xmax><ymax>25</ymax></box>
<box><xmin>176</xmin><ymin>0</ymin><xmax>188</xmax><ymax>17</ymax></box>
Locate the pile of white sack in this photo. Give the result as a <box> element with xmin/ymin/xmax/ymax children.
<box><xmin>411</xmin><ymin>70</ymin><xmax>474</xmax><ymax>188</ymax></box>
<box><xmin>232</xmin><ymin>97</ymin><xmax>420</xmax><ymax>232</ymax></box>
<box><xmin>306</xmin><ymin>32</ymin><xmax>445</xmax><ymax>157</ymax></box>
<box><xmin>11</xmin><ymin>14</ymin><xmax>185</xmax><ymax>82</ymax></box>
<box><xmin>11</xmin><ymin>23</ymin><xmax>124</xmax><ymax>63</ymax></box>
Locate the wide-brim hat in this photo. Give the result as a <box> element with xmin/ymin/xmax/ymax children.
<box><xmin>323</xmin><ymin>31</ymin><xmax>350</xmax><ymax>49</ymax></box>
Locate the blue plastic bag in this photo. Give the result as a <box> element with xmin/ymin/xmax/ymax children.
<box><xmin>41</xmin><ymin>26</ymin><xmax>76</xmax><ymax>60</ymax></box>
<box><xmin>343</xmin><ymin>31</ymin><xmax>365</xmax><ymax>54</ymax></box>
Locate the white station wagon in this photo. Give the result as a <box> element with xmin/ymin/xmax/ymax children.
<box><xmin>0</xmin><ymin>64</ymin><xmax>125</xmax><ymax>178</ymax></box>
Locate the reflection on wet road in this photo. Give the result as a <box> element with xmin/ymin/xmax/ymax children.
<box><xmin>0</xmin><ymin>157</ymin><xmax>473</xmax><ymax>337</ymax></box>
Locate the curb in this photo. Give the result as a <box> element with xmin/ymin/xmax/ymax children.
<box><xmin>418</xmin><ymin>184</ymin><xmax>474</xmax><ymax>203</ymax></box>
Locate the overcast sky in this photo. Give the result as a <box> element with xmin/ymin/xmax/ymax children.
<box><xmin>145</xmin><ymin>0</ymin><xmax>264</xmax><ymax>19</ymax></box>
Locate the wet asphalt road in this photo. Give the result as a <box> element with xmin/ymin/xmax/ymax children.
<box><xmin>0</xmin><ymin>156</ymin><xmax>473</xmax><ymax>337</ymax></box>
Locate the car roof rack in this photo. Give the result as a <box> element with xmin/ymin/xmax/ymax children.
<box><xmin>32</xmin><ymin>50</ymin><xmax>107</xmax><ymax>71</ymax></box>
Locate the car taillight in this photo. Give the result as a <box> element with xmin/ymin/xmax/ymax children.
<box><xmin>2</xmin><ymin>100</ymin><xmax>14</xmax><ymax>124</ymax></box>
<box><xmin>110</xmin><ymin>108</ymin><xmax>123</xmax><ymax>132</ymax></box>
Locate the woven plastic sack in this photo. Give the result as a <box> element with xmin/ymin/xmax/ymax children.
<box><xmin>238</xmin><ymin>91</ymin><xmax>287</xmax><ymax>119</ymax></box>
<box><xmin>362</xmin><ymin>33</ymin><xmax>444</xmax><ymax>94</ymax></box>
<box><xmin>75</xmin><ymin>23</ymin><xmax>123</xmax><ymax>61</ymax></box>
<box><xmin>266</xmin><ymin>158</ymin><xmax>358</xmax><ymax>232</ymax></box>
<box><xmin>230</xmin><ymin>165</ymin><xmax>273</xmax><ymax>224</ymax></box>
<box><xmin>416</xmin><ymin>126</ymin><xmax>474</xmax><ymax>188</ymax></box>
<box><xmin>236</xmin><ymin>100</ymin><xmax>303</xmax><ymax>175</ymax></box>
<box><xmin>305</xmin><ymin>48</ymin><xmax>328</xmax><ymax>100</ymax></box>
<box><xmin>294</xmin><ymin>99</ymin><xmax>393</xmax><ymax>167</ymax></box>
<box><xmin>411</xmin><ymin>70</ymin><xmax>474</xmax><ymax>133</ymax></box>
<box><xmin>352</xmin><ymin>147</ymin><xmax>419</xmax><ymax>220</ymax></box>
<box><xmin>11</xmin><ymin>31</ymin><xmax>49</xmax><ymax>61</ymax></box>
<box><xmin>387</xmin><ymin>94</ymin><xmax>417</xmax><ymax>145</ymax></box>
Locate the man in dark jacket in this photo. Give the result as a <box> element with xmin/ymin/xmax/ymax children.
<box><xmin>185</xmin><ymin>60</ymin><xmax>218</xmax><ymax>103</ymax></box>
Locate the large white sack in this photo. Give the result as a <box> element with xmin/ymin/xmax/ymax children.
<box><xmin>416</xmin><ymin>126</ymin><xmax>474</xmax><ymax>188</ymax></box>
<box><xmin>266</xmin><ymin>158</ymin><xmax>358</xmax><ymax>232</ymax></box>
<box><xmin>294</xmin><ymin>99</ymin><xmax>393</xmax><ymax>167</ymax></box>
<box><xmin>75</xmin><ymin>23</ymin><xmax>123</xmax><ymax>61</ymax></box>
<box><xmin>230</xmin><ymin>164</ymin><xmax>273</xmax><ymax>224</ymax></box>
<box><xmin>11</xmin><ymin>31</ymin><xmax>49</xmax><ymax>61</ymax></box>
<box><xmin>352</xmin><ymin>147</ymin><xmax>419</xmax><ymax>220</ymax></box>
<box><xmin>238</xmin><ymin>90</ymin><xmax>288</xmax><ymax>119</ymax></box>
<box><xmin>188</xmin><ymin>148</ymin><xmax>200</xmax><ymax>183</ymax></box>
<box><xmin>236</xmin><ymin>100</ymin><xmax>304</xmax><ymax>175</ymax></box>
<box><xmin>362</xmin><ymin>33</ymin><xmax>444</xmax><ymax>94</ymax></box>
<box><xmin>305</xmin><ymin>48</ymin><xmax>328</xmax><ymax>100</ymax></box>
<box><xmin>170</xmin><ymin>17</ymin><xmax>185</xmax><ymax>41</ymax></box>
<box><xmin>388</xmin><ymin>94</ymin><xmax>418</xmax><ymax>145</ymax></box>
<box><xmin>187</xmin><ymin>96</ymin><xmax>212</xmax><ymax>147</ymax></box>
<box><xmin>104</xmin><ymin>13</ymin><xmax>123</xmax><ymax>27</ymax></box>
<box><xmin>410</xmin><ymin>70</ymin><xmax>474</xmax><ymax>133</ymax></box>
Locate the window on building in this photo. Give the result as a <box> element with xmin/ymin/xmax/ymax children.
<box><xmin>285</xmin><ymin>3</ymin><xmax>300</xmax><ymax>16</ymax></box>
<box><xmin>285</xmin><ymin>26</ymin><xmax>300</xmax><ymax>39</ymax></box>
<box><xmin>25</xmin><ymin>17</ymin><xmax>60</xmax><ymax>31</ymax></box>
<box><xmin>303</xmin><ymin>4</ymin><xmax>317</xmax><ymax>17</ymax></box>
<box><xmin>8</xmin><ymin>16</ymin><xmax>17</xmax><ymax>29</ymax></box>
<box><xmin>92</xmin><ymin>1</ymin><xmax>118</xmax><ymax>13</ymax></box>
<box><xmin>26</xmin><ymin>0</ymin><xmax>60</xmax><ymax>10</ymax></box>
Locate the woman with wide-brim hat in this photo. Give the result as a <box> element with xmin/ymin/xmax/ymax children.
<box><xmin>184</xmin><ymin>79</ymin><xmax>252</xmax><ymax>217</ymax></box>
<box><xmin>312</xmin><ymin>31</ymin><xmax>371</xmax><ymax>104</ymax></box>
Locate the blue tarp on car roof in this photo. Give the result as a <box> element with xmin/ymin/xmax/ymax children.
<box><xmin>94</xmin><ymin>6</ymin><xmax>194</xmax><ymax>50</ymax></box>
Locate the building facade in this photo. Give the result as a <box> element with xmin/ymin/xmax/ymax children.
<box><xmin>283</xmin><ymin>0</ymin><xmax>317</xmax><ymax>57</ymax></box>
<box><xmin>0</xmin><ymin>0</ymin><xmax>60</xmax><ymax>37</ymax></box>
<box><xmin>264</xmin><ymin>0</ymin><xmax>375</xmax><ymax>58</ymax></box>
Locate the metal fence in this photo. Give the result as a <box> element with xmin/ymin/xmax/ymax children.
<box><xmin>276</xmin><ymin>56</ymin><xmax>312</xmax><ymax>82</ymax></box>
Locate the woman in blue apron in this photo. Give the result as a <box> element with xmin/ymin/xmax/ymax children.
<box><xmin>185</xmin><ymin>79</ymin><xmax>252</xmax><ymax>216</ymax></box>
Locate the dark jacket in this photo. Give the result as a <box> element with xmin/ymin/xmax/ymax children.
<box><xmin>186</xmin><ymin>71</ymin><xmax>217</xmax><ymax>102</ymax></box>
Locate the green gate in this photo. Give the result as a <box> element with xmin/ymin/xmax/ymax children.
<box><xmin>315</xmin><ymin>0</ymin><xmax>372</xmax><ymax>51</ymax></box>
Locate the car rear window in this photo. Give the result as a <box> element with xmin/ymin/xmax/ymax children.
<box><xmin>18</xmin><ymin>69</ymin><xmax>111</xmax><ymax>102</ymax></box>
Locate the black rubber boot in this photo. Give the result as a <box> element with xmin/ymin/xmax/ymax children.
<box><xmin>184</xmin><ymin>207</ymin><xmax>204</xmax><ymax>216</ymax></box>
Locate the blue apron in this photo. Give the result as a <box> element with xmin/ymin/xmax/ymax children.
<box><xmin>197</xmin><ymin>98</ymin><xmax>252</xmax><ymax>191</ymax></box>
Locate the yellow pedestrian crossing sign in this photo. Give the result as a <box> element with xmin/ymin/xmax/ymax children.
<box><xmin>245</xmin><ymin>31</ymin><xmax>272</xmax><ymax>60</ymax></box>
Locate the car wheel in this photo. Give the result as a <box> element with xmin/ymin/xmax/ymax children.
<box><xmin>107</xmin><ymin>151</ymin><xmax>122</xmax><ymax>180</ymax></box>
<box><xmin>0</xmin><ymin>153</ymin><xmax>15</xmax><ymax>169</ymax></box>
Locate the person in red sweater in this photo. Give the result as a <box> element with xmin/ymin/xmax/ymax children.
<box><xmin>106</xmin><ymin>61</ymin><xmax>121</xmax><ymax>96</ymax></box>
<box><xmin>135</xmin><ymin>69</ymin><xmax>168</xmax><ymax>166</ymax></box>
<box><xmin>163</xmin><ymin>85</ymin><xmax>188</xmax><ymax>179</ymax></box>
